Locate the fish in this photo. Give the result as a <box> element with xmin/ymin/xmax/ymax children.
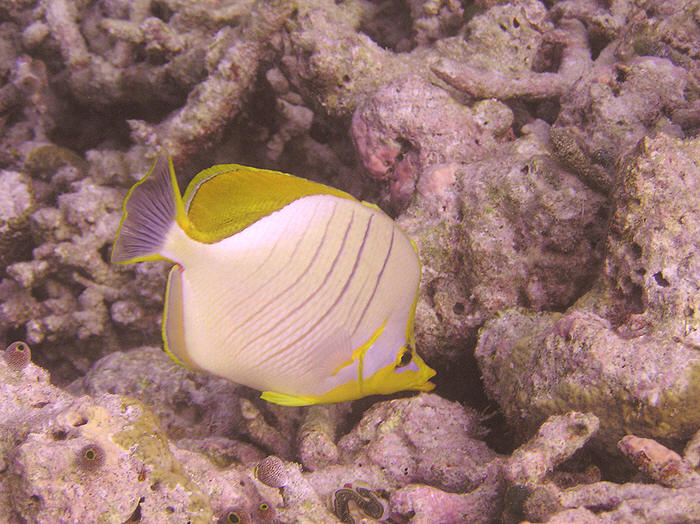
<box><xmin>111</xmin><ymin>152</ymin><xmax>436</xmax><ymax>406</ymax></box>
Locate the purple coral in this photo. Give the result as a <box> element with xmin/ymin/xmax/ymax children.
<box><xmin>0</xmin><ymin>0</ymin><xmax>698</xmax><ymax>523</ymax></box>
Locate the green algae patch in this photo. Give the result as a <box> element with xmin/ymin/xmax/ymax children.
<box><xmin>111</xmin><ymin>398</ymin><xmax>213</xmax><ymax>522</ymax></box>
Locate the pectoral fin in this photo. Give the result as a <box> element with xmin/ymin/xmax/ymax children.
<box><xmin>163</xmin><ymin>266</ymin><xmax>202</xmax><ymax>371</ymax></box>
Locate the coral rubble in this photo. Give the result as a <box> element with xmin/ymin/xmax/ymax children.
<box><xmin>0</xmin><ymin>0</ymin><xmax>698</xmax><ymax>522</ymax></box>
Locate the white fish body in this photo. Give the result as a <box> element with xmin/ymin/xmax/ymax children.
<box><xmin>112</xmin><ymin>153</ymin><xmax>436</xmax><ymax>405</ymax></box>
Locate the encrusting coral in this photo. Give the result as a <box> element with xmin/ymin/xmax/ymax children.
<box><xmin>4</xmin><ymin>340</ymin><xmax>32</xmax><ymax>369</ymax></box>
<box><xmin>0</xmin><ymin>0</ymin><xmax>698</xmax><ymax>522</ymax></box>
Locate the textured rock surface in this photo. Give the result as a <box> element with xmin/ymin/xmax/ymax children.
<box><xmin>476</xmin><ymin>134</ymin><xmax>700</xmax><ymax>450</ymax></box>
<box><xmin>338</xmin><ymin>394</ymin><xmax>497</xmax><ymax>493</ymax></box>
<box><xmin>401</xmin><ymin>127</ymin><xmax>608</xmax><ymax>365</ymax></box>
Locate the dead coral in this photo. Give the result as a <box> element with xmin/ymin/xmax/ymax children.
<box><xmin>497</xmin><ymin>413</ymin><xmax>700</xmax><ymax>524</ymax></box>
<box><xmin>0</xmin><ymin>0</ymin><xmax>698</xmax><ymax>521</ymax></box>
<box><xmin>390</xmin><ymin>481</ymin><xmax>502</xmax><ymax>524</ymax></box>
<box><xmin>338</xmin><ymin>393</ymin><xmax>498</xmax><ymax>493</ymax></box>
<box><xmin>618</xmin><ymin>435</ymin><xmax>700</xmax><ymax>489</ymax></box>
<box><xmin>476</xmin><ymin>134</ymin><xmax>700</xmax><ymax>451</ymax></box>
<box><xmin>434</xmin><ymin>17</ymin><xmax>589</xmax><ymax>101</ymax></box>
<box><xmin>0</xmin><ymin>169</ymin><xmax>34</xmax><ymax>268</ymax></box>
<box><xmin>240</xmin><ymin>398</ymin><xmax>295</xmax><ymax>459</ymax></box>
<box><xmin>504</xmin><ymin>412</ymin><xmax>600</xmax><ymax>487</ymax></box>
<box><xmin>297</xmin><ymin>404</ymin><xmax>348</xmax><ymax>471</ymax></box>
<box><xmin>70</xmin><ymin>347</ymin><xmax>246</xmax><ymax>440</ymax></box>
<box><xmin>130</xmin><ymin>0</ymin><xmax>294</xmax><ymax>162</ymax></box>
<box><xmin>404</xmin><ymin>0</ymin><xmax>464</xmax><ymax>46</ymax></box>
<box><xmin>557</xmin><ymin>480</ymin><xmax>700</xmax><ymax>524</ymax></box>
<box><xmin>0</xmin><ymin>355</ymin><xmax>217</xmax><ymax>522</ymax></box>
<box><xmin>351</xmin><ymin>74</ymin><xmax>496</xmax><ymax>211</ymax></box>
<box><xmin>401</xmin><ymin>125</ymin><xmax>608</xmax><ymax>364</ymax></box>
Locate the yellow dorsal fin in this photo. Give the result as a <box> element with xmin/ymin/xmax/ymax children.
<box><xmin>182</xmin><ymin>164</ymin><xmax>356</xmax><ymax>243</ymax></box>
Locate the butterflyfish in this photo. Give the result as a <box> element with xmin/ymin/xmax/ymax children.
<box><xmin>111</xmin><ymin>152</ymin><xmax>436</xmax><ymax>406</ymax></box>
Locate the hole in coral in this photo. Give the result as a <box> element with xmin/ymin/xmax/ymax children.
<box><xmin>149</xmin><ymin>1</ymin><xmax>172</xmax><ymax>21</ymax></box>
<box><xmin>125</xmin><ymin>497</ymin><xmax>144</xmax><ymax>522</ymax></box>
<box><xmin>150</xmin><ymin>481</ymin><xmax>160</xmax><ymax>491</ymax></box>
<box><xmin>614</xmin><ymin>67</ymin><xmax>628</xmax><ymax>83</ymax></box>
<box><xmin>30</xmin><ymin>495</ymin><xmax>41</xmax><ymax>505</ymax></box>
<box><xmin>52</xmin><ymin>430</ymin><xmax>67</xmax><ymax>441</ymax></box>
<box><xmin>535</xmin><ymin>98</ymin><xmax>560</xmax><ymax>124</ymax></box>
<box><xmin>31</xmin><ymin>401</ymin><xmax>49</xmax><ymax>409</ymax></box>
<box><xmin>587</xmin><ymin>26</ymin><xmax>612</xmax><ymax>60</ymax></box>
<box><xmin>309</xmin><ymin>118</ymin><xmax>335</xmax><ymax>144</ymax></box>
<box><xmin>504</xmin><ymin>484</ymin><xmax>530</xmax><ymax>518</ymax></box>
<box><xmin>99</xmin><ymin>243</ymin><xmax>111</xmax><ymax>265</ymax></box>
<box><xmin>595</xmin><ymin>206</ymin><xmax>610</xmax><ymax>220</ymax></box>
<box><xmin>571</xmin><ymin>423</ymin><xmax>589</xmax><ymax>437</ymax></box>
<box><xmin>587</xmin><ymin>502</ymin><xmax>620</xmax><ymax>514</ymax></box>
<box><xmin>499</xmin><ymin>23</ymin><xmax>507</xmax><ymax>31</ymax></box>
<box><xmin>359</xmin><ymin>0</ymin><xmax>414</xmax><ymax>51</ymax></box>
<box><xmin>452</xmin><ymin>302</ymin><xmax>465</xmax><ymax>315</ymax></box>
<box><xmin>532</xmin><ymin>39</ymin><xmax>563</xmax><ymax>73</ymax></box>
<box><xmin>512</xmin><ymin>18</ymin><xmax>520</xmax><ymax>28</ymax></box>
<box><xmin>165</xmin><ymin>506</ymin><xmax>174</xmax><ymax>514</ymax></box>
<box><xmin>73</xmin><ymin>417</ymin><xmax>88</xmax><ymax>427</ymax></box>
<box><xmin>653</xmin><ymin>271</ymin><xmax>670</xmax><ymax>287</ymax></box>
<box><xmin>30</xmin><ymin>284</ymin><xmax>49</xmax><ymax>301</ymax></box>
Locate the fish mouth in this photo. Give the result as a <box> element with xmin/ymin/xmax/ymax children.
<box><xmin>416</xmin><ymin>380</ymin><xmax>436</xmax><ymax>392</ymax></box>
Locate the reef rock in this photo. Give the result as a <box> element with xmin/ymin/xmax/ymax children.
<box><xmin>476</xmin><ymin>134</ymin><xmax>700</xmax><ymax>450</ymax></box>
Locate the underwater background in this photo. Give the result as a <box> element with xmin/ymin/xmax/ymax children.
<box><xmin>0</xmin><ymin>0</ymin><xmax>699</xmax><ymax>522</ymax></box>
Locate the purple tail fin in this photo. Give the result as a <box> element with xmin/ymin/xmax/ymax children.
<box><xmin>111</xmin><ymin>152</ymin><xmax>181</xmax><ymax>264</ymax></box>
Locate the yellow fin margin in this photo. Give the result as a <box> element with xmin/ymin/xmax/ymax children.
<box><xmin>182</xmin><ymin>164</ymin><xmax>357</xmax><ymax>243</ymax></box>
<box><xmin>261</xmin><ymin>350</ymin><xmax>436</xmax><ymax>406</ymax></box>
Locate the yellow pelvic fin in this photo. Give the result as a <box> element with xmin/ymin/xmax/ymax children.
<box><xmin>182</xmin><ymin>164</ymin><xmax>357</xmax><ymax>244</ymax></box>
<box><xmin>260</xmin><ymin>390</ymin><xmax>318</xmax><ymax>407</ymax></box>
<box><xmin>261</xmin><ymin>349</ymin><xmax>436</xmax><ymax>406</ymax></box>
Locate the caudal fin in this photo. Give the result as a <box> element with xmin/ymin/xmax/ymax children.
<box><xmin>111</xmin><ymin>152</ymin><xmax>185</xmax><ymax>264</ymax></box>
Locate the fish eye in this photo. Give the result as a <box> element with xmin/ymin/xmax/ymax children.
<box><xmin>396</xmin><ymin>348</ymin><xmax>412</xmax><ymax>367</ymax></box>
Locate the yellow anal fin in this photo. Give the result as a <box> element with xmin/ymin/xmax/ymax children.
<box><xmin>260</xmin><ymin>390</ymin><xmax>318</xmax><ymax>406</ymax></box>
